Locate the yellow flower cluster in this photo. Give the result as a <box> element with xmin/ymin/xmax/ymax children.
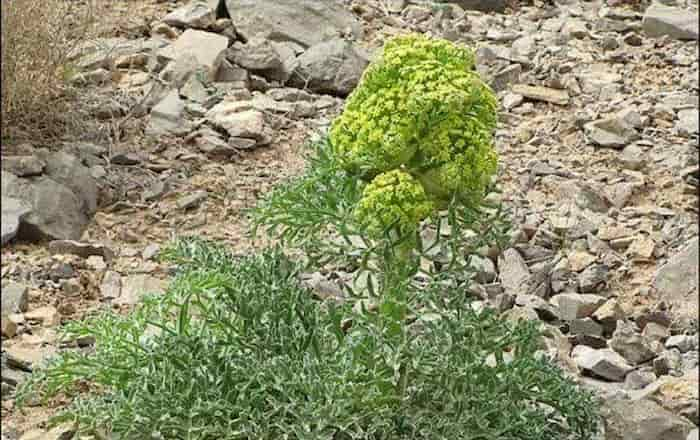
<box><xmin>354</xmin><ymin>170</ymin><xmax>434</xmax><ymax>237</ymax></box>
<box><xmin>330</xmin><ymin>34</ymin><xmax>498</xmax><ymax>236</ymax></box>
<box><xmin>330</xmin><ymin>35</ymin><xmax>498</xmax><ymax>228</ymax></box>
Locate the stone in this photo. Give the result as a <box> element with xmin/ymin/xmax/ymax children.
<box><xmin>143</xmin><ymin>180</ymin><xmax>169</xmax><ymax>202</ymax></box>
<box><xmin>61</xmin><ymin>278</ymin><xmax>83</xmax><ymax>296</ymax></box>
<box><xmin>654</xmin><ymin>349</ymin><xmax>683</xmax><ymax>376</ymax></box>
<box><xmin>550</xmin><ymin>293</ymin><xmax>606</xmax><ymax>320</ymax></box>
<box><xmin>643</xmin><ymin>322</ymin><xmax>670</xmax><ymax>341</ymax></box>
<box><xmin>666</xmin><ymin>334</ymin><xmax>699</xmax><ymax>353</ymax></box>
<box><xmin>24</xmin><ymin>306</ymin><xmax>60</xmax><ymax>327</ymax></box>
<box><xmin>572</xmin><ymin>345</ymin><xmax>634</xmax><ymax>381</ymax></box>
<box><xmin>1</xmin><ymin>172</ymin><xmax>89</xmax><ymax>241</ymax></box>
<box><xmin>163</xmin><ymin>0</ymin><xmax>216</xmax><ymax>29</ymax></box>
<box><xmin>157</xmin><ymin>29</ymin><xmax>228</xmax><ymax>74</ymax></box>
<box><xmin>1</xmin><ymin>282</ymin><xmax>29</xmax><ymax>316</ymax></box>
<box><xmin>677</xmin><ymin>109</ymin><xmax>699</xmax><ymax>136</ymax></box>
<box><xmin>142</xmin><ymin>244</ymin><xmax>161</xmax><ymax>261</ymax></box>
<box><xmin>653</xmin><ymin>238</ymin><xmax>698</xmax><ymax>324</ymax></box>
<box><xmin>618</xmin><ymin>108</ymin><xmax>644</xmax><ymax>129</ymax></box>
<box><xmin>5</xmin><ymin>344</ymin><xmax>57</xmax><ymax>371</ymax></box>
<box><xmin>611</xmin><ymin>320</ymin><xmax>658</xmax><ymax>365</ymax></box>
<box><xmin>146</xmin><ymin>90</ymin><xmax>187</xmax><ymax>136</ymax></box>
<box><xmin>569</xmin><ymin>318</ymin><xmax>604</xmax><ymax>337</ymax></box>
<box><xmin>43</xmin><ymin>151</ymin><xmax>98</xmax><ymax>215</ymax></box>
<box><xmin>625</xmin><ymin>369</ymin><xmax>658</xmax><ymax>390</ymax></box>
<box><xmin>643</xmin><ymin>3</ymin><xmax>699</xmax><ymax>40</ymax></box>
<box><xmin>636</xmin><ymin>371</ymin><xmax>699</xmax><ymax>424</ymax></box>
<box><xmin>497</xmin><ymin>249</ymin><xmax>531</xmax><ymax>296</ymax></box>
<box><xmin>48</xmin><ymin>240</ymin><xmax>114</xmax><ymax>262</ymax></box>
<box><xmin>100</xmin><ymin>270</ymin><xmax>122</xmax><ymax>300</ymax></box>
<box><xmin>227</xmin><ymin>38</ymin><xmax>293</xmax><ymax>82</ymax></box>
<box><xmin>568</xmin><ymin>251</ymin><xmax>597</xmax><ymax>272</ymax></box>
<box><xmin>180</xmin><ymin>74</ymin><xmax>209</xmax><ymax>103</ymax></box>
<box><xmin>620</xmin><ymin>145</ymin><xmax>646</xmax><ymax>170</ymax></box>
<box><xmin>562</xmin><ymin>19</ymin><xmax>589</xmax><ymax>39</ymax></box>
<box><xmin>445</xmin><ymin>0</ymin><xmax>505</xmax><ymax>12</ymax></box>
<box><xmin>578</xmin><ymin>264</ymin><xmax>609</xmax><ymax>293</ymax></box>
<box><xmin>214</xmin><ymin>58</ymin><xmax>249</xmax><ymax>84</ymax></box>
<box><xmin>689</xmin><ymin>430</ymin><xmax>698</xmax><ymax>440</ymax></box>
<box><xmin>159</xmin><ymin>54</ymin><xmax>201</xmax><ymax>89</ymax></box>
<box><xmin>490</xmin><ymin>64</ymin><xmax>521</xmax><ymax>92</ymax></box>
<box><xmin>515</xmin><ymin>294</ymin><xmax>559</xmax><ymax>321</ymax></box>
<box><xmin>469</xmin><ymin>255</ymin><xmax>497</xmax><ymax>284</ymax></box>
<box><xmin>603</xmin><ymin>397</ymin><xmax>695</xmax><ymax>440</ymax></box>
<box><xmin>511</xmin><ymin>85</ymin><xmax>570</xmax><ymax>106</ymax></box>
<box><xmin>584</xmin><ymin>117</ymin><xmax>640</xmax><ymax>148</ymax></box>
<box><xmin>289</xmin><ymin>38</ymin><xmax>369</xmax><ymax>97</ymax></box>
<box><xmin>1</xmin><ymin>156</ymin><xmax>45</xmax><ymax>177</ymax></box>
<box><xmin>559</xmin><ymin>181</ymin><xmax>611</xmax><ymax>213</ymax></box>
<box><xmin>205</xmin><ymin>106</ymin><xmax>269</xmax><ymax>144</ymax></box>
<box><xmin>114</xmin><ymin>274</ymin><xmax>168</xmax><ymax>306</ymax></box>
<box><xmin>1</xmin><ymin>196</ymin><xmax>31</xmax><ymax>246</ymax></box>
<box><xmin>18</xmin><ymin>424</ymin><xmax>75</xmax><ymax>440</ymax></box>
<box><xmin>220</xmin><ymin>0</ymin><xmax>363</xmax><ymax>49</ymax></box>
<box><xmin>627</xmin><ymin>236</ymin><xmax>656</xmax><ymax>260</ymax></box>
<box><xmin>110</xmin><ymin>153</ymin><xmax>141</xmax><ymax>166</ymax></box>
<box><xmin>176</xmin><ymin>191</ymin><xmax>208</xmax><ymax>210</ymax></box>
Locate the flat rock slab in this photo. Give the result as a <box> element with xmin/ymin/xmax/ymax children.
<box><xmin>572</xmin><ymin>345</ymin><xmax>633</xmax><ymax>381</ymax></box>
<box><xmin>584</xmin><ymin>117</ymin><xmax>640</xmax><ymax>148</ymax></box>
<box><xmin>602</xmin><ymin>397</ymin><xmax>695</xmax><ymax>440</ymax></box>
<box><xmin>653</xmin><ymin>237</ymin><xmax>699</xmax><ymax>324</ymax></box>
<box><xmin>511</xmin><ymin>84</ymin><xmax>570</xmax><ymax>105</ymax></box>
<box><xmin>157</xmin><ymin>29</ymin><xmax>228</xmax><ymax>72</ymax></box>
<box><xmin>221</xmin><ymin>0</ymin><xmax>363</xmax><ymax>48</ymax></box>
<box><xmin>643</xmin><ymin>3</ymin><xmax>699</xmax><ymax>40</ymax></box>
<box><xmin>1</xmin><ymin>196</ymin><xmax>31</xmax><ymax>246</ymax></box>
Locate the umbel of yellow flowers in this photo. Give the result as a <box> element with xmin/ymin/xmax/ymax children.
<box><xmin>329</xmin><ymin>34</ymin><xmax>499</xmax><ymax>238</ymax></box>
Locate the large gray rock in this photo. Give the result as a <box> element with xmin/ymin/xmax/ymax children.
<box><xmin>1</xmin><ymin>197</ymin><xmax>31</xmax><ymax>246</ymax></box>
<box><xmin>1</xmin><ymin>171</ymin><xmax>89</xmax><ymax>241</ymax></box>
<box><xmin>572</xmin><ymin>345</ymin><xmax>633</xmax><ymax>381</ymax></box>
<box><xmin>42</xmin><ymin>151</ymin><xmax>98</xmax><ymax>215</ymax></box>
<box><xmin>220</xmin><ymin>0</ymin><xmax>363</xmax><ymax>48</ymax></box>
<box><xmin>602</xmin><ymin>397</ymin><xmax>695</xmax><ymax>440</ymax></box>
<box><xmin>653</xmin><ymin>238</ymin><xmax>698</xmax><ymax>324</ymax></box>
<box><xmin>643</xmin><ymin>3</ymin><xmax>699</xmax><ymax>41</ymax></box>
<box><xmin>289</xmin><ymin>38</ymin><xmax>369</xmax><ymax>97</ymax></box>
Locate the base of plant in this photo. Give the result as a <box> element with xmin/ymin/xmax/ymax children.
<box><xmin>20</xmin><ymin>238</ymin><xmax>599</xmax><ymax>439</ymax></box>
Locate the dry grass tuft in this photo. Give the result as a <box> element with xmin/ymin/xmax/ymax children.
<box><xmin>1</xmin><ymin>0</ymin><xmax>95</xmax><ymax>143</ymax></box>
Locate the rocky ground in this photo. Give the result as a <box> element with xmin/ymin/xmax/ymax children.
<box><xmin>1</xmin><ymin>0</ymin><xmax>699</xmax><ymax>438</ymax></box>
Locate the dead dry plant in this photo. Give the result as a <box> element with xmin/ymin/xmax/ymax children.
<box><xmin>1</xmin><ymin>0</ymin><xmax>96</xmax><ymax>144</ymax></box>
